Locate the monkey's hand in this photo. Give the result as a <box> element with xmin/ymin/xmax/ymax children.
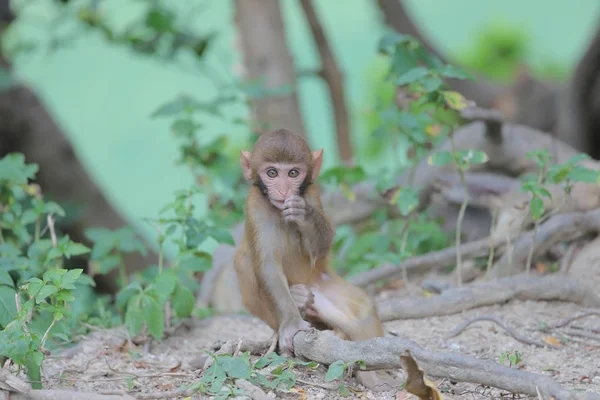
<box><xmin>282</xmin><ymin>195</ymin><xmax>308</xmax><ymax>223</ymax></box>
<box><xmin>278</xmin><ymin>317</ymin><xmax>311</xmax><ymax>357</ymax></box>
<box><xmin>290</xmin><ymin>284</ymin><xmax>315</xmax><ymax>318</ymax></box>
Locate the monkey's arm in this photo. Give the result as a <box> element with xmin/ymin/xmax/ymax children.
<box><xmin>255</xmin><ymin>251</ymin><xmax>311</xmax><ymax>354</ymax></box>
<box><xmin>283</xmin><ymin>193</ymin><xmax>334</xmax><ymax>260</ymax></box>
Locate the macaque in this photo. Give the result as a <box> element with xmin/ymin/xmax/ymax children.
<box><xmin>233</xmin><ymin>129</ymin><xmax>400</xmax><ymax>391</ymax></box>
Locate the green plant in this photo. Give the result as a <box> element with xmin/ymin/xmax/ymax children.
<box><xmin>186</xmin><ymin>352</ymin><xmax>318</xmax><ymax>399</ymax></box>
<box><xmin>499</xmin><ymin>349</ymin><xmax>523</xmax><ymax>367</ymax></box>
<box><xmin>0</xmin><ymin>153</ymin><xmax>96</xmax><ymax>387</ymax></box>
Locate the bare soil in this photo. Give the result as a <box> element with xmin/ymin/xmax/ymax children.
<box><xmin>12</xmin><ymin>295</ymin><xmax>599</xmax><ymax>399</ymax></box>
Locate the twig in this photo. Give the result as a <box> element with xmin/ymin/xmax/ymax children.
<box><xmin>445</xmin><ymin>315</ymin><xmax>560</xmax><ymax>349</ymax></box>
<box><xmin>560</xmin><ymin>243</ymin><xmax>578</xmax><ymax>274</ymax></box>
<box><xmin>235</xmin><ymin>378</ymin><xmax>269</xmax><ymax>400</ymax></box>
<box><xmin>376</xmin><ymin>274</ymin><xmax>600</xmax><ymax>322</ymax></box>
<box><xmin>46</xmin><ymin>214</ymin><xmax>57</xmax><ymax>247</ymax></box>
<box><xmin>548</xmin><ymin>310</ymin><xmax>600</xmax><ymax>329</ymax></box>
<box><xmin>295</xmin><ymin>377</ymin><xmax>337</xmax><ymax>390</ymax></box>
<box><xmin>298</xmin><ymin>0</ymin><xmax>352</xmax><ymax>164</ymax></box>
<box><xmin>291</xmin><ymin>330</ymin><xmax>598</xmax><ymax>400</ymax></box>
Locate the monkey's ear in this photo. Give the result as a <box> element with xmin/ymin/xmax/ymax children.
<box><xmin>311</xmin><ymin>149</ymin><xmax>324</xmax><ymax>180</ymax></box>
<box><xmin>240</xmin><ymin>151</ymin><xmax>253</xmax><ymax>180</ymax></box>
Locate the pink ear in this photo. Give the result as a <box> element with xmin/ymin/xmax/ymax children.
<box><xmin>312</xmin><ymin>149</ymin><xmax>324</xmax><ymax>180</ymax></box>
<box><xmin>240</xmin><ymin>151</ymin><xmax>253</xmax><ymax>180</ymax></box>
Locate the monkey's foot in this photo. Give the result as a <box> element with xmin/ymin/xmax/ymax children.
<box><xmin>356</xmin><ymin>370</ymin><xmax>402</xmax><ymax>392</ymax></box>
<box><xmin>290</xmin><ymin>284</ymin><xmax>315</xmax><ymax>318</ymax></box>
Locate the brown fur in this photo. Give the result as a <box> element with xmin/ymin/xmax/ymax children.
<box><xmin>233</xmin><ymin>129</ymin><xmax>401</xmax><ymax>392</ymax></box>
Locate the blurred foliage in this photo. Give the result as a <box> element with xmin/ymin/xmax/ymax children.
<box><xmin>454</xmin><ymin>21</ymin><xmax>568</xmax><ymax>82</ymax></box>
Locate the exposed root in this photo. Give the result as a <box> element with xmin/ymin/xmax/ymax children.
<box><xmin>546</xmin><ymin>310</ymin><xmax>600</xmax><ymax>329</ymax></box>
<box><xmin>445</xmin><ymin>314</ymin><xmax>560</xmax><ymax>349</ymax></box>
<box><xmin>292</xmin><ymin>329</ymin><xmax>599</xmax><ymax>400</ymax></box>
<box><xmin>376</xmin><ymin>274</ymin><xmax>600</xmax><ymax>321</ymax></box>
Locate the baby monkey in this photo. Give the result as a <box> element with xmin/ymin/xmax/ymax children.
<box><xmin>234</xmin><ymin>128</ymin><xmax>400</xmax><ymax>391</ymax></box>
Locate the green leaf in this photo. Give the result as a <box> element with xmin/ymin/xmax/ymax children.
<box><xmin>65</xmin><ymin>242</ymin><xmax>91</xmax><ymax>257</ymax></box>
<box><xmin>459</xmin><ymin>150</ymin><xmax>489</xmax><ymax>165</ymax></box>
<box><xmin>420</xmin><ymin>75</ymin><xmax>443</xmax><ymax>92</ymax></box>
<box><xmin>141</xmin><ymin>295</ymin><xmax>164</xmax><ymax>340</ymax></box>
<box><xmin>42</xmin><ymin>269</ymin><xmax>66</xmax><ymax>286</ymax></box>
<box><xmin>125</xmin><ymin>294</ymin><xmax>144</xmax><ymax>336</ymax></box>
<box><xmin>35</xmin><ymin>285</ymin><xmax>58</xmax><ymax>303</ymax></box>
<box><xmin>26</xmin><ymin>352</ymin><xmax>43</xmax><ymax>389</ymax></box>
<box><xmin>428</xmin><ymin>151</ymin><xmax>453</xmax><ymax>166</ymax></box>
<box><xmin>325</xmin><ymin>360</ymin><xmax>346</xmax><ymax>382</ymax></box>
<box><xmin>172</xmin><ymin>284</ymin><xmax>195</xmax><ymax>318</ymax></box>
<box><xmin>54</xmin><ymin>290</ymin><xmax>75</xmax><ymax>302</ymax></box>
<box><xmin>74</xmin><ymin>273</ymin><xmax>96</xmax><ymax>287</ymax></box>
<box><xmin>221</xmin><ymin>357</ymin><xmax>251</xmax><ymax>379</ymax></box>
<box><xmin>0</xmin><ymin>285</ymin><xmax>17</xmax><ymax>327</ymax></box>
<box><xmin>151</xmin><ymin>270</ymin><xmax>177</xmax><ymax>305</ymax></box>
<box><xmin>0</xmin><ymin>153</ymin><xmax>38</xmax><ymax>184</ymax></box>
<box><xmin>178</xmin><ymin>252</ymin><xmax>212</xmax><ymax>272</ymax></box>
<box><xmin>568</xmin><ymin>166</ymin><xmax>600</xmax><ymax>183</ymax></box>
<box><xmin>171</xmin><ymin>119</ymin><xmax>199</xmax><ymax>137</ymax></box>
<box><xmin>441</xmin><ymin>90</ymin><xmax>470</xmax><ymax>110</ymax></box>
<box><xmin>208</xmin><ymin>227</ymin><xmax>235</xmax><ymax>246</ymax></box>
<box><xmin>395</xmin><ymin>67</ymin><xmax>429</xmax><ymax>86</ymax></box>
<box><xmin>43</xmin><ymin>201</ymin><xmax>66</xmax><ymax>217</ymax></box>
<box><xmin>61</xmin><ymin>269</ymin><xmax>84</xmax><ymax>288</ymax></box>
<box><xmin>395</xmin><ymin>187</ymin><xmax>420</xmax><ymax>216</ymax></box>
<box><xmin>437</xmin><ymin>64</ymin><xmax>475</xmax><ymax>80</ymax></box>
<box><xmin>253</xmin><ymin>352</ymin><xmax>288</xmax><ymax>369</ymax></box>
<box><xmin>20</xmin><ymin>210</ymin><xmax>38</xmax><ymax>225</ymax></box>
<box><xmin>530</xmin><ymin>196</ymin><xmax>545</xmax><ymax>220</ymax></box>
<box><xmin>0</xmin><ymin>243</ymin><xmax>21</xmax><ymax>257</ymax></box>
<box><xmin>377</xmin><ymin>32</ymin><xmax>415</xmax><ymax>54</ymax></box>
<box><xmin>25</xmin><ymin>279</ymin><xmax>44</xmax><ymax>298</ymax></box>
<box><xmin>150</xmin><ymin>95</ymin><xmax>198</xmax><ymax>118</ymax></box>
<box><xmin>0</xmin><ymin>270</ymin><xmax>14</xmax><ymax>287</ymax></box>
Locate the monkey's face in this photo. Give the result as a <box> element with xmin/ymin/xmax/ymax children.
<box><xmin>257</xmin><ymin>163</ymin><xmax>308</xmax><ymax>210</ymax></box>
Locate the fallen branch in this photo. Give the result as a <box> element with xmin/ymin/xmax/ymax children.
<box><xmin>291</xmin><ymin>329</ymin><xmax>597</xmax><ymax>400</ymax></box>
<box><xmin>445</xmin><ymin>315</ymin><xmax>560</xmax><ymax>349</ymax></box>
<box><xmin>0</xmin><ymin>369</ymin><xmax>135</xmax><ymax>400</ymax></box>
<box><xmin>376</xmin><ymin>274</ymin><xmax>600</xmax><ymax>322</ymax></box>
<box><xmin>349</xmin><ymin>236</ymin><xmax>498</xmax><ymax>287</ymax></box>
<box><xmin>490</xmin><ymin>209</ymin><xmax>600</xmax><ymax>278</ymax></box>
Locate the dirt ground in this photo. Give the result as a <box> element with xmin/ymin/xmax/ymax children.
<box><xmin>13</xmin><ymin>294</ymin><xmax>599</xmax><ymax>400</ymax></box>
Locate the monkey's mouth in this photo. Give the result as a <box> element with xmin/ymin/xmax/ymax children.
<box><xmin>270</xmin><ymin>199</ymin><xmax>285</xmax><ymax>210</ymax></box>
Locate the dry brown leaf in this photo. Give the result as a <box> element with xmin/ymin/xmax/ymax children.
<box><xmin>584</xmin><ymin>345</ymin><xmax>598</xmax><ymax>351</ymax></box>
<box><xmin>535</xmin><ymin>262</ymin><xmax>548</xmax><ymax>273</ymax></box>
<box><xmin>399</xmin><ymin>351</ymin><xmax>443</xmax><ymax>400</ymax></box>
<box><xmin>169</xmin><ymin>361</ymin><xmax>182</xmax><ymax>372</ymax></box>
<box><xmin>396</xmin><ymin>390</ymin><xmax>411</xmax><ymax>400</ymax></box>
<box><xmin>158</xmin><ymin>383</ymin><xmax>174</xmax><ymax>390</ymax></box>
<box><xmin>580</xmin><ymin>376</ymin><xmax>592</xmax><ymax>384</ymax></box>
<box><xmin>133</xmin><ymin>361</ymin><xmax>150</xmax><ymax>369</ymax></box>
<box><xmin>542</xmin><ymin>336</ymin><xmax>561</xmax><ymax>347</ymax></box>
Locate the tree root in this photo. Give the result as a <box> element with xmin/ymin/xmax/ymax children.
<box><xmin>0</xmin><ymin>369</ymin><xmax>135</xmax><ymax>400</ymax></box>
<box><xmin>349</xmin><ymin>236</ymin><xmax>497</xmax><ymax>287</ymax></box>
<box><xmin>445</xmin><ymin>314</ymin><xmax>560</xmax><ymax>349</ymax></box>
<box><xmin>547</xmin><ymin>310</ymin><xmax>600</xmax><ymax>329</ymax></box>
<box><xmin>490</xmin><ymin>209</ymin><xmax>600</xmax><ymax>278</ymax></box>
<box><xmin>376</xmin><ymin>274</ymin><xmax>600</xmax><ymax>322</ymax></box>
<box><xmin>291</xmin><ymin>329</ymin><xmax>599</xmax><ymax>400</ymax></box>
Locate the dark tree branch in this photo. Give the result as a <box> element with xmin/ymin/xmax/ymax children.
<box><xmin>299</xmin><ymin>0</ymin><xmax>353</xmax><ymax>164</ymax></box>
<box><xmin>234</xmin><ymin>0</ymin><xmax>307</xmax><ymax>137</ymax></box>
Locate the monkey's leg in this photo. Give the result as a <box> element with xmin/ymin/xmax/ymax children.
<box><xmin>310</xmin><ymin>277</ymin><xmax>403</xmax><ymax>392</ymax></box>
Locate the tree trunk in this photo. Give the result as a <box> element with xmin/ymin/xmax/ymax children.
<box><xmin>559</xmin><ymin>16</ymin><xmax>600</xmax><ymax>159</ymax></box>
<box><xmin>0</xmin><ymin>84</ymin><xmax>158</xmax><ymax>293</ymax></box>
<box><xmin>299</xmin><ymin>0</ymin><xmax>353</xmax><ymax>164</ymax></box>
<box><xmin>234</xmin><ymin>0</ymin><xmax>307</xmax><ymax>137</ymax></box>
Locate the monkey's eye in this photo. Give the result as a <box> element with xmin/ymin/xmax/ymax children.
<box><xmin>266</xmin><ymin>168</ymin><xmax>278</xmax><ymax>178</ymax></box>
<box><xmin>288</xmin><ymin>169</ymin><xmax>299</xmax><ymax>178</ymax></box>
